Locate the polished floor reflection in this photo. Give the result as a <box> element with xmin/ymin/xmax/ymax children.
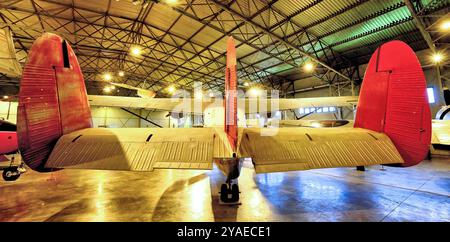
<box><xmin>0</xmin><ymin>158</ymin><xmax>449</xmax><ymax>221</ymax></box>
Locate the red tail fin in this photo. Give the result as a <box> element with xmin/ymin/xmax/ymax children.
<box><xmin>17</xmin><ymin>33</ymin><xmax>92</xmax><ymax>170</ymax></box>
<box><xmin>354</xmin><ymin>40</ymin><xmax>431</xmax><ymax>166</ymax></box>
<box><xmin>225</xmin><ymin>37</ymin><xmax>238</xmax><ymax>152</ymax></box>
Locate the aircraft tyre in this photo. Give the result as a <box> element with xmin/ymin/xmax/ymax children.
<box><xmin>2</xmin><ymin>168</ymin><xmax>20</xmax><ymax>181</ymax></box>
<box><xmin>220</xmin><ymin>184</ymin><xmax>229</xmax><ymax>202</ymax></box>
<box><xmin>231</xmin><ymin>184</ymin><xmax>239</xmax><ymax>202</ymax></box>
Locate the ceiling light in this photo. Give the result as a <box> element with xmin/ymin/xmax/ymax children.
<box><xmin>248</xmin><ymin>87</ymin><xmax>262</xmax><ymax>97</ymax></box>
<box><xmin>118</xmin><ymin>71</ymin><xmax>124</xmax><ymax>77</ymax></box>
<box><xmin>130</xmin><ymin>46</ymin><xmax>142</xmax><ymax>57</ymax></box>
<box><xmin>432</xmin><ymin>53</ymin><xmax>443</xmax><ymax>64</ymax></box>
<box><xmin>243</xmin><ymin>81</ymin><xmax>250</xmax><ymax>87</ymax></box>
<box><xmin>2</xmin><ymin>95</ymin><xmax>8</xmax><ymax>99</ymax></box>
<box><xmin>441</xmin><ymin>20</ymin><xmax>450</xmax><ymax>31</ymax></box>
<box><xmin>110</xmin><ymin>85</ymin><xmax>116</xmax><ymax>90</ymax></box>
<box><xmin>164</xmin><ymin>0</ymin><xmax>179</xmax><ymax>5</ymax></box>
<box><xmin>103</xmin><ymin>86</ymin><xmax>111</xmax><ymax>93</ymax></box>
<box><xmin>303</xmin><ymin>62</ymin><xmax>314</xmax><ymax>72</ymax></box>
<box><xmin>103</xmin><ymin>73</ymin><xmax>112</xmax><ymax>81</ymax></box>
<box><xmin>208</xmin><ymin>92</ymin><xmax>215</xmax><ymax>98</ymax></box>
<box><xmin>167</xmin><ymin>85</ymin><xmax>176</xmax><ymax>93</ymax></box>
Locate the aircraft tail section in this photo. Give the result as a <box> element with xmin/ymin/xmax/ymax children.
<box><xmin>17</xmin><ymin>33</ymin><xmax>92</xmax><ymax>170</ymax></box>
<box><xmin>354</xmin><ymin>40</ymin><xmax>431</xmax><ymax>166</ymax></box>
<box><xmin>224</xmin><ymin>37</ymin><xmax>238</xmax><ymax>152</ymax></box>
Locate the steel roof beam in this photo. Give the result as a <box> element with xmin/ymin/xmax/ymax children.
<box><xmin>209</xmin><ymin>0</ymin><xmax>351</xmax><ymax>81</ymax></box>
<box><xmin>404</xmin><ymin>0</ymin><xmax>437</xmax><ymax>52</ymax></box>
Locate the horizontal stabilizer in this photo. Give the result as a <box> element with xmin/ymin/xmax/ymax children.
<box><xmin>45</xmin><ymin>128</ymin><xmax>235</xmax><ymax>171</ymax></box>
<box><xmin>239</xmin><ymin>127</ymin><xmax>403</xmax><ymax>173</ymax></box>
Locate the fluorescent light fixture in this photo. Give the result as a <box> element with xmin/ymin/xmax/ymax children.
<box><xmin>427</xmin><ymin>87</ymin><xmax>435</xmax><ymax>103</ymax></box>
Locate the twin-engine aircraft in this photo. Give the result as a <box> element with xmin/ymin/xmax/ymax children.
<box><xmin>16</xmin><ymin>33</ymin><xmax>431</xmax><ymax>203</ymax></box>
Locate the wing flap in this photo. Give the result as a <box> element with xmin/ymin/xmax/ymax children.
<box><xmin>239</xmin><ymin>127</ymin><xmax>404</xmax><ymax>173</ymax></box>
<box><xmin>45</xmin><ymin>128</ymin><xmax>218</xmax><ymax>171</ymax></box>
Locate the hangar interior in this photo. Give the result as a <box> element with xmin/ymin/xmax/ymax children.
<box><xmin>0</xmin><ymin>0</ymin><xmax>449</xmax><ymax>222</ymax></box>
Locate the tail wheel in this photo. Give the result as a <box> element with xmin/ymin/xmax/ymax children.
<box><xmin>2</xmin><ymin>168</ymin><xmax>20</xmax><ymax>181</ymax></box>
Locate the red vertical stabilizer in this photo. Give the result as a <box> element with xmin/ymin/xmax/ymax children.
<box><xmin>225</xmin><ymin>37</ymin><xmax>238</xmax><ymax>152</ymax></box>
<box><xmin>17</xmin><ymin>33</ymin><xmax>92</xmax><ymax>170</ymax></box>
<box><xmin>354</xmin><ymin>41</ymin><xmax>431</xmax><ymax>167</ymax></box>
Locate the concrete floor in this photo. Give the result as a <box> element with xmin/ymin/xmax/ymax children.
<box><xmin>0</xmin><ymin>158</ymin><xmax>449</xmax><ymax>222</ymax></box>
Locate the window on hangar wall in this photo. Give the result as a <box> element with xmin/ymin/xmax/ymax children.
<box><xmin>299</xmin><ymin>107</ymin><xmax>337</xmax><ymax>114</ymax></box>
<box><xmin>427</xmin><ymin>87</ymin><xmax>435</xmax><ymax>104</ymax></box>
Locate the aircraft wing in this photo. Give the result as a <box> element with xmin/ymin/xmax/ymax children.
<box><xmin>238</xmin><ymin>127</ymin><xmax>403</xmax><ymax>173</ymax></box>
<box><xmin>243</xmin><ymin>96</ymin><xmax>358</xmax><ymax>114</ymax></box>
<box><xmin>88</xmin><ymin>95</ymin><xmax>219</xmax><ymax>113</ymax></box>
<box><xmin>110</xmin><ymin>83</ymin><xmax>157</xmax><ymax>98</ymax></box>
<box><xmin>88</xmin><ymin>95</ymin><xmax>357</xmax><ymax>114</ymax></box>
<box><xmin>44</xmin><ymin>127</ymin><xmax>233</xmax><ymax>171</ymax></box>
<box><xmin>277</xmin><ymin>96</ymin><xmax>358</xmax><ymax>110</ymax></box>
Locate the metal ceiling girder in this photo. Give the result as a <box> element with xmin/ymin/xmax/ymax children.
<box><xmin>36</xmin><ymin>0</ymin><xmax>285</xmax><ymax>92</ymax></box>
<box><xmin>147</xmin><ymin>0</ymin><xmax>294</xmax><ymax>93</ymax></box>
<box><xmin>209</xmin><ymin>0</ymin><xmax>351</xmax><ymax>82</ymax></box>
<box><xmin>404</xmin><ymin>0</ymin><xmax>437</xmax><ymax>52</ymax></box>
<box><xmin>231</xmin><ymin>1</ymin><xmax>409</xmax><ymax>74</ymax></box>
<box><xmin>403</xmin><ymin>0</ymin><xmax>446</xmax><ymax>105</ymax></box>
<box><xmin>159</xmin><ymin>2</ymin><xmax>298</xmax><ymax>67</ymax></box>
<box><xmin>0</xmin><ymin>1</ymin><xmax>228</xmax><ymax>88</ymax></box>
<box><xmin>8</xmin><ymin>32</ymin><xmax>213</xmax><ymax>90</ymax></box>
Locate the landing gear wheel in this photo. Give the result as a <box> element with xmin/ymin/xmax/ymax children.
<box><xmin>220</xmin><ymin>184</ymin><xmax>229</xmax><ymax>203</ymax></box>
<box><xmin>3</xmin><ymin>168</ymin><xmax>20</xmax><ymax>181</ymax></box>
<box><xmin>219</xmin><ymin>183</ymin><xmax>240</xmax><ymax>204</ymax></box>
<box><xmin>230</xmin><ymin>184</ymin><xmax>239</xmax><ymax>202</ymax></box>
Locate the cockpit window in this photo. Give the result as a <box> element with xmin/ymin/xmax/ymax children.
<box><xmin>0</xmin><ymin>121</ymin><xmax>16</xmax><ymax>131</ymax></box>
